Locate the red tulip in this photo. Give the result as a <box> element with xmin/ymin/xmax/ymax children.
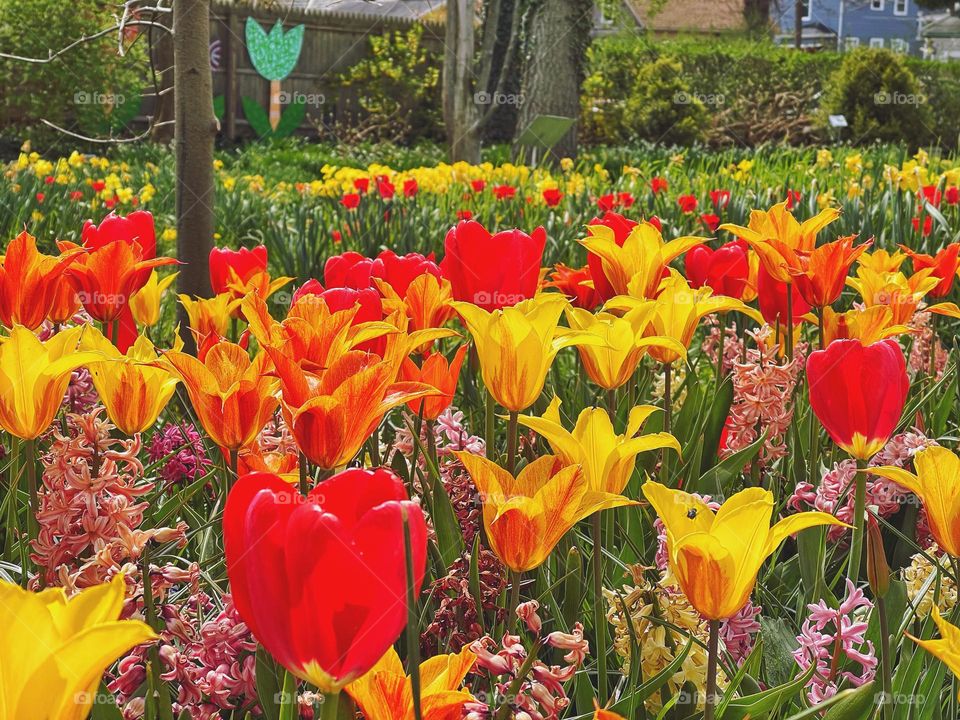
<box><xmin>650</xmin><ymin>177</ymin><xmax>668</xmax><ymax>194</ymax></box>
<box><xmin>353</xmin><ymin>178</ymin><xmax>370</xmax><ymax>193</ymax></box>
<box><xmin>700</xmin><ymin>213</ymin><xmax>720</xmax><ymax>231</ymax></box>
<box><xmin>492</xmin><ymin>185</ymin><xmax>516</xmax><ymax>200</ymax></box>
<box><xmin>807</xmin><ymin>338</ymin><xmax>908</xmax><ymax>460</ymax></box>
<box><xmin>710</xmin><ymin>189</ymin><xmax>731</xmax><ymax>210</ymax></box>
<box><xmin>440</xmin><ymin>220</ymin><xmax>545</xmax><ymax>310</ymax></box>
<box><xmin>585</xmin><ymin>211</ymin><xmax>638</xmax><ymax>302</ymax></box>
<box><xmin>899</xmin><ymin>242</ymin><xmax>960</xmax><ymax>298</ymax></box>
<box><xmin>757</xmin><ymin>264</ymin><xmax>809</xmax><ymax>325</ymax></box>
<box><xmin>685</xmin><ymin>240</ymin><xmax>749</xmax><ymax>299</ymax></box>
<box><xmin>403</xmin><ymin>179</ymin><xmax>418</xmax><ymax>198</ymax></box>
<box><xmin>81</xmin><ymin>210</ymin><xmax>157</xmax><ymax>289</ymax></box>
<box><xmin>785</xmin><ymin>190</ymin><xmax>802</xmax><ymax>209</ymax></box>
<box><xmin>947</xmin><ymin>187</ymin><xmax>959</xmax><ymax>205</ymax></box>
<box><xmin>471</xmin><ymin>180</ymin><xmax>486</xmax><ymax>193</ymax></box>
<box><xmin>341</xmin><ymin>193</ymin><xmax>361</xmax><ymax>209</ymax></box>
<box><xmin>912</xmin><ymin>216</ymin><xmax>933</xmax><ymax>237</ymax></box>
<box><xmin>920</xmin><ymin>185</ymin><xmax>942</xmax><ymax>207</ymax></box>
<box><xmin>224</xmin><ymin>469</ymin><xmax>427</xmax><ymax>692</ymax></box>
<box><xmin>677</xmin><ymin>194</ymin><xmax>697</xmax><ymax>213</ymax></box>
<box><xmin>376</xmin><ymin>176</ymin><xmax>395</xmax><ymax>199</ymax></box>
<box><xmin>209</xmin><ymin>245</ymin><xmax>268</xmax><ymax>295</ymax></box>
<box><xmin>372</xmin><ymin>250</ymin><xmax>441</xmax><ymax>297</ymax></box>
<box><xmin>545</xmin><ymin>263</ymin><xmax>599</xmax><ymax>310</ymax></box>
<box><xmin>542</xmin><ymin>188</ymin><xmax>563</xmax><ymax>207</ymax></box>
<box><xmin>325</xmin><ymin>252</ymin><xmax>376</xmax><ymax>289</ymax></box>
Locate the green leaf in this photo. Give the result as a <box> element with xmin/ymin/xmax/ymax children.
<box><xmin>213</xmin><ymin>94</ymin><xmax>225</xmax><ymax>121</ymax></box>
<box><xmin>718</xmin><ymin>663</ymin><xmax>815</xmax><ymax>719</ymax></box>
<box><xmin>242</xmin><ymin>96</ymin><xmax>274</xmax><ymax>138</ymax></box>
<box><xmin>699</xmin><ymin>375</ymin><xmax>734</xmax><ymax>475</ymax></box>
<box><xmin>820</xmin><ymin>680</ymin><xmax>878</xmax><ymax>720</ymax></box>
<box><xmin>694</xmin><ymin>430</ymin><xmax>767</xmax><ymax>496</ymax></box>
<box><xmin>90</xmin><ymin>680</ymin><xmax>124</xmax><ymax>720</ymax></box>
<box><xmin>256</xmin><ymin>647</ymin><xmax>282</xmax><ymax>720</ymax></box>
<box><xmin>760</xmin><ymin>616</ymin><xmax>799</xmax><ymax>688</ymax></box>
<box><xmin>279</xmin><ymin>670</ymin><xmax>298</xmax><ymax>720</ymax></box>
<box><xmin>274</xmin><ymin>97</ymin><xmax>307</xmax><ymax>139</ymax></box>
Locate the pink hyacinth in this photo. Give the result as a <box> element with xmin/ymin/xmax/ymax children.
<box><xmin>721</xmin><ymin>601</ymin><xmax>762</xmax><ymax>666</ymax></box>
<box><xmin>148</xmin><ymin>422</ymin><xmax>214</xmax><ymax>487</ymax></box>
<box><xmin>793</xmin><ymin>579</ymin><xmax>877</xmax><ymax>704</ymax></box>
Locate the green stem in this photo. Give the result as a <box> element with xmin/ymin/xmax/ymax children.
<box><xmin>485</xmin><ymin>387</ymin><xmax>495</xmax><ymax>459</ymax></box>
<box><xmin>704</xmin><ymin>619</ymin><xmax>721</xmax><ymax>720</ymax></box>
<box><xmin>785</xmin><ymin>287</ymin><xmax>794</xmax><ymax>361</ymax></box>
<box><xmin>877</xmin><ymin>595</ymin><xmax>893</xmax><ymax>720</ymax></box>
<box><xmin>848</xmin><ymin>457</ymin><xmax>868</xmax><ymax>582</ymax></box>
<box><xmin>24</xmin><ymin>437</ymin><xmax>38</xmax><ymax>546</ymax></box>
<box><xmin>321</xmin><ymin>691</ymin><xmax>340</xmax><ymax>720</ymax></box>
<box><xmin>716</xmin><ymin>315</ymin><xmax>726</xmax><ymax>384</ymax></box>
<box><xmin>403</xmin><ymin>508</ymin><xmax>423</xmax><ymax>720</ymax></box>
<box><xmin>507</xmin><ymin>569</ymin><xmax>522</xmax><ymax>632</ymax></box>
<box><xmin>592</xmin><ymin>512</ymin><xmax>608</xmax><ymax>705</ymax></box>
<box><xmin>298</xmin><ymin>452</ymin><xmax>309</xmax><ymax>496</ymax></box>
<box><xmin>506</xmin><ymin>411</ymin><xmax>519</xmax><ymax>476</ymax></box>
<box><xmin>662</xmin><ymin>363</ymin><xmax>672</xmax><ymax>482</ymax></box>
<box><xmin>228</xmin><ymin>447</ymin><xmax>238</xmax><ymax>491</ymax></box>
<box><xmin>493</xmin><ymin>639</ymin><xmax>544</xmax><ymax>720</ymax></box>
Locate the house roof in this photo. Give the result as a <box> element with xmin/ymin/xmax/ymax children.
<box><xmin>224</xmin><ymin>0</ymin><xmax>445</xmax><ymax>20</ymax></box>
<box><xmin>921</xmin><ymin>13</ymin><xmax>960</xmax><ymax>39</ymax></box>
<box><xmin>625</xmin><ymin>0</ymin><xmax>746</xmax><ymax>34</ymax></box>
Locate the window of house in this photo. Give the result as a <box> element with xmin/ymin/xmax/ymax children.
<box><xmin>894</xmin><ymin>0</ymin><xmax>908</xmax><ymax>15</ymax></box>
<box><xmin>890</xmin><ymin>38</ymin><xmax>909</xmax><ymax>53</ymax></box>
<box><xmin>801</xmin><ymin>0</ymin><xmax>811</xmax><ymax>20</ymax></box>
<box><xmin>871</xmin><ymin>0</ymin><xmax>884</xmax><ymax>10</ymax></box>
<box><xmin>869</xmin><ymin>37</ymin><xmax>884</xmax><ymax>48</ymax></box>
<box><xmin>845</xmin><ymin>37</ymin><xmax>861</xmax><ymax>49</ymax></box>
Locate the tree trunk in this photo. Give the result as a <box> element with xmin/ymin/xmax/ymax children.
<box><xmin>443</xmin><ymin>0</ymin><xmax>482</xmax><ymax>162</ymax></box>
<box><xmin>515</xmin><ymin>0</ymin><xmax>592</xmax><ymax>162</ymax></box>
<box><xmin>173</xmin><ymin>0</ymin><xmax>217</xmax><ymax>350</ymax></box>
<box><xmin>794</xmin><ymin>0</ymin><xmax>803</xmax><ymax>49</ymax></box>
<box><xmin>151</xmin><ymin>6</ymin><xmax>175</xmax><ymax>142</ymax></box>
<box><xmin>744</xmin><ymin>0</ymin><xmax>771</xmax><ymax>37</ymax></box>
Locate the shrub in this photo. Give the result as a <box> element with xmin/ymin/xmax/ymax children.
<box><xmin>582</xmin><ymin>51</ymin><xmax>707</xmax><ymax>146</ymax></box>
<box><xmin>822</xmin><ymin>49</ymin><xmax>932</xmax><ymax>146</ymax></box>
<box><xmin>0</xmin><ymin>0</ymin><xmax>149</xmax><ymax>139</ymax></box>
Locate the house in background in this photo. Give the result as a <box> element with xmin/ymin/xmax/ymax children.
<box><xmin>775</xmin><ymin>0</ymin><xmax>921</xmax><ymax>54</ymax></box>
<box><xmin>919</xmin><ymin>11</ymin><xmax>960</xmax><ymax>60</ymax></box>
<box><xmin>622</xmin><ymin>0</ymin><xmax>747</xmax><ymax>35</ymax></box>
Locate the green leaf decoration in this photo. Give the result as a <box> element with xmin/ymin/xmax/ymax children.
<box><xmin>213</xmin><ymin>94</ymin><xmax>225</xmax><ymax>121</ymax></box>
<box><xmin>241</xmin><ymin>96</ymin><xmax>273</xmax><ymax>138</ymax></box>
<box><xmin>273</xmin><ymin>96</ymin><xmax>307</xmax><ymax>139</ymax></box>
<box><xmin>245</xmin><ymin>18</ymin><xmax>304</xmax><ymax>81</ymax></box>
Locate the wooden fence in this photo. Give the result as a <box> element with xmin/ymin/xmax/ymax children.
<box><xmin>207</xmin><ymin>2</ymin><xmax>444</xmax><ymax>139</ymax></box>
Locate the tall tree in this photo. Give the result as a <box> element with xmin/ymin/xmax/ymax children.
<box><xmin>514</xmin><ymin>0</ymin><xmax>593</xmax><ymax>161</ymax></box>
<box><xmin>744</xmin><ymin>0</ymin><xmax>771</xmax><ymax>36</ymax></box>
<box><xmin>173</xmin><ymin>0</ymin><xmax>217</xmax><ymax>347</ymax></box>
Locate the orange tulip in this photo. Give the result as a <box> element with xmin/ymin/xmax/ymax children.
<box><xmin>821</xmin><ymin>306</ymin><xmax>910</xmax><ymax>345</ymax></box>
<box><xmin>375</xmin><ymin>272</ymin><xmax>456</xmax><ymax>335</ymax></box>
<box><xmin>458</xmin><ymin>453</ymin><xmax>636</xmax><ymax>573</ymax></box>
<box><xmin>0</xmin><ymin>231</ymin><xmax>81</xmax><ymax>329</ymax></box>
<box><xmin>719</xmin><ymin>202</ymin><xmax>840</xmax><ymax>283</ymax></box>
<box><xmin>847</xmin><ymin>267</ymin><xmax>938</xmax><ymax>325</ymax></box>
<box><xmin>900</xmin><ymin>242</ymin><xmax>960</xmax><ymax>297</ymax></box>
<box><xmin>47</xmin><ymin>278</ymin><xmax>81</xmax><ymax>325</ymax></box>
<box><xmin>162</xmin><ymin>340</ymin><xmax>279</xmax><ymax>451</ymax></box>
<box><xmin>180</xmin><ymin>293</ymin><xmax>239</xmax><ymax>345</ymax></box>
<box><xmin>272</xmin><ymin>347</ymin><xmax>437</xmax><ymax>471</ymax></box>
<box><xmin>58</xmin><ymin>238</ymin><xmax>175</xmax><ymax>323</ymax></box>
<box><xmin>788</xmin><ymin>235</ymin><xmax>871</xmax><ymax>308</ymax></box>
<box><xmin>400</xmin><ymin>344</ymin><xmax>468</xmax><ymax>420</ymax></box>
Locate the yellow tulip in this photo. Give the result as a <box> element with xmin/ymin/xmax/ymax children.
<box><xmin>609</xmin><ymin>273</ymin><xmax>761</xmax><ymax>365</ymax></box>
<box><xmin>719</xmin><ymin>201</ymin><xmax>840</xmax><ymax>283</ymax></box>
<box><xmin>346</xmin><ymin>645</ymin><xmax>475</xmax><ymax>720</ymax></box>
<box><xmin>858</xmin><ymin>248</ymin><xmax>907</xmax><ymax>274</ymax></box>
<box><xmin>179</xmin><ymin>292</ymin><xmax>239</xmax><ymax>343</ymax></box>
<box><xmin>451</xmin><ymin>294</ymin><xmax>600</xmax><ymax>412</ymax></box>
<box><xmin>820</xmin><ymin>306</ymin><xmax>910</xmax><ymax>345</ymax></box>
<box><xmin>519</xmin><ymin>396</ymin><xmax>679</xmax><ymax>495</ymax></box>
<box><xmin>0</xmin><ymin>574</ymin><xmax>155</xmax><ymax>719</ymax></box>
<box><xmin>458</xmin><ymin>453</ymin><xmax>637</xmax><ymax>572</ymax></box>
<box><xmin>846</xmin><ymin>267</ymin><xmax>938</xmax><ymax>325</ymax></box>
<box><xmin>579</xmin><ymin>220</ymin><xmax>705</xmax><ymax>299</ymax></box>
<box><xmin>643</xmin><ymin>481</ymin><xmax>846</xmax><ymax>620</ymax></box>
<box><xmin>0</xmin><ymin>325</ymin><xmax>99</xmax><ymax>439</ymax></box>
<box><xmin>564</xmin><ymin>305</ymin><xmax>686</xmax><ymax>390</ymax></box>
<box><xmin>908</xmin><ymin>606</ymin><xmax>960</xmax><ymax>700</ymax></box>
<box><xmin>129</xmin><ymin>270</ymin><xmax>178</xmax><ymax>327</ymax></box>
<box><xmin>80</xmin><ymin>327</ymin><xmax>179</xmax><ymax>434</ymax></box>
<box><xmin>871</xmin><ymin>446</ymin><xmax>960</xmax><ymax>557</ymax></box>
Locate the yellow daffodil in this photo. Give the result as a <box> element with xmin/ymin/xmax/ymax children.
<box><xmin>129</xmin><ymin>270</ymin><xmax>178</xmax><ymax>327</ymax></box>
<box><xmin>908</xmin><ymin>606</ymin><xmax>960</xmax><ymax>699</ymax></box>
<box><xmin>451</xmin><ymin>294</ymin><xmax>600</xmax><ymax>412</ymax></box>
<box><xmin>719</xmin><ymin>201</ymin><xmax>840</xmax><ymax>283</ymax></box>
<box><xmin>80</xmin><ymin>327</ymin><xmax>179</xmax><ymax>434</ymax></box>
<box><xmin>872</xmin><ymin>446</ymin><xmax>960</xmax><ymax>557</ymax></box>
<box><xmin>346</xmin><ymin>646</ymin><xmax>475</xmax><ymax>720</ymax></box>
<box><xmin>643</xmin><ymin>481</ymin><xmax>846</xmax><ymax>620</ymax></box>
<box><xmin>564</xmin><ymin>305</ymin><xmax>686</xmax><ymax>390</ymax></box>
<box><xmin>0</xmin><ymin>326</ymin><xmax>99</xmax><ymax>439</ymax></box>
<box><xmin>458</xmin><ymin>453</ymin><xmax>637</xmax><ymax>572</ymax></box>
<box><xmin>846</xmin><ymin>267</ymin><xmax>938</xmax><ymax>325</ymax></box>
<box><xmin>579</xmin><ymin>220</ymin><xmax>705</xmax><ymax>299</ymax></box>
<box><xmin>609</xmin><ymin>273</ymin><xmax>761</xmax><ymax>365</ymax></box>
<box><xmin>519</xmin><ymin>396</ymin><xmax>679</xmax><ymax>495</ymax></box>
<box><xmin>0</xmin><ymin>574</ymin><xmax>155</xmax><ymax>719</ymax></box>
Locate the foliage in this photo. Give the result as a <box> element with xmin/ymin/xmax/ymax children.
<box><xmin>0</xmin><ymin>0</ymin><xmax>150</xmax><ymax>139</ymax></box>
<box><xmin>582</xmin><ymin>52</ymin><xmax>708</xmax><ymax>146</ymax></box>
<box><xmin>333</xmin><ymin>25</ymin><xmax>443</xmax><ymax>144</ymax></box>
<box><xmin>822</xmin><ymin>49</ymin><xmax>933</xmax><ymax>147</ymax></box>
